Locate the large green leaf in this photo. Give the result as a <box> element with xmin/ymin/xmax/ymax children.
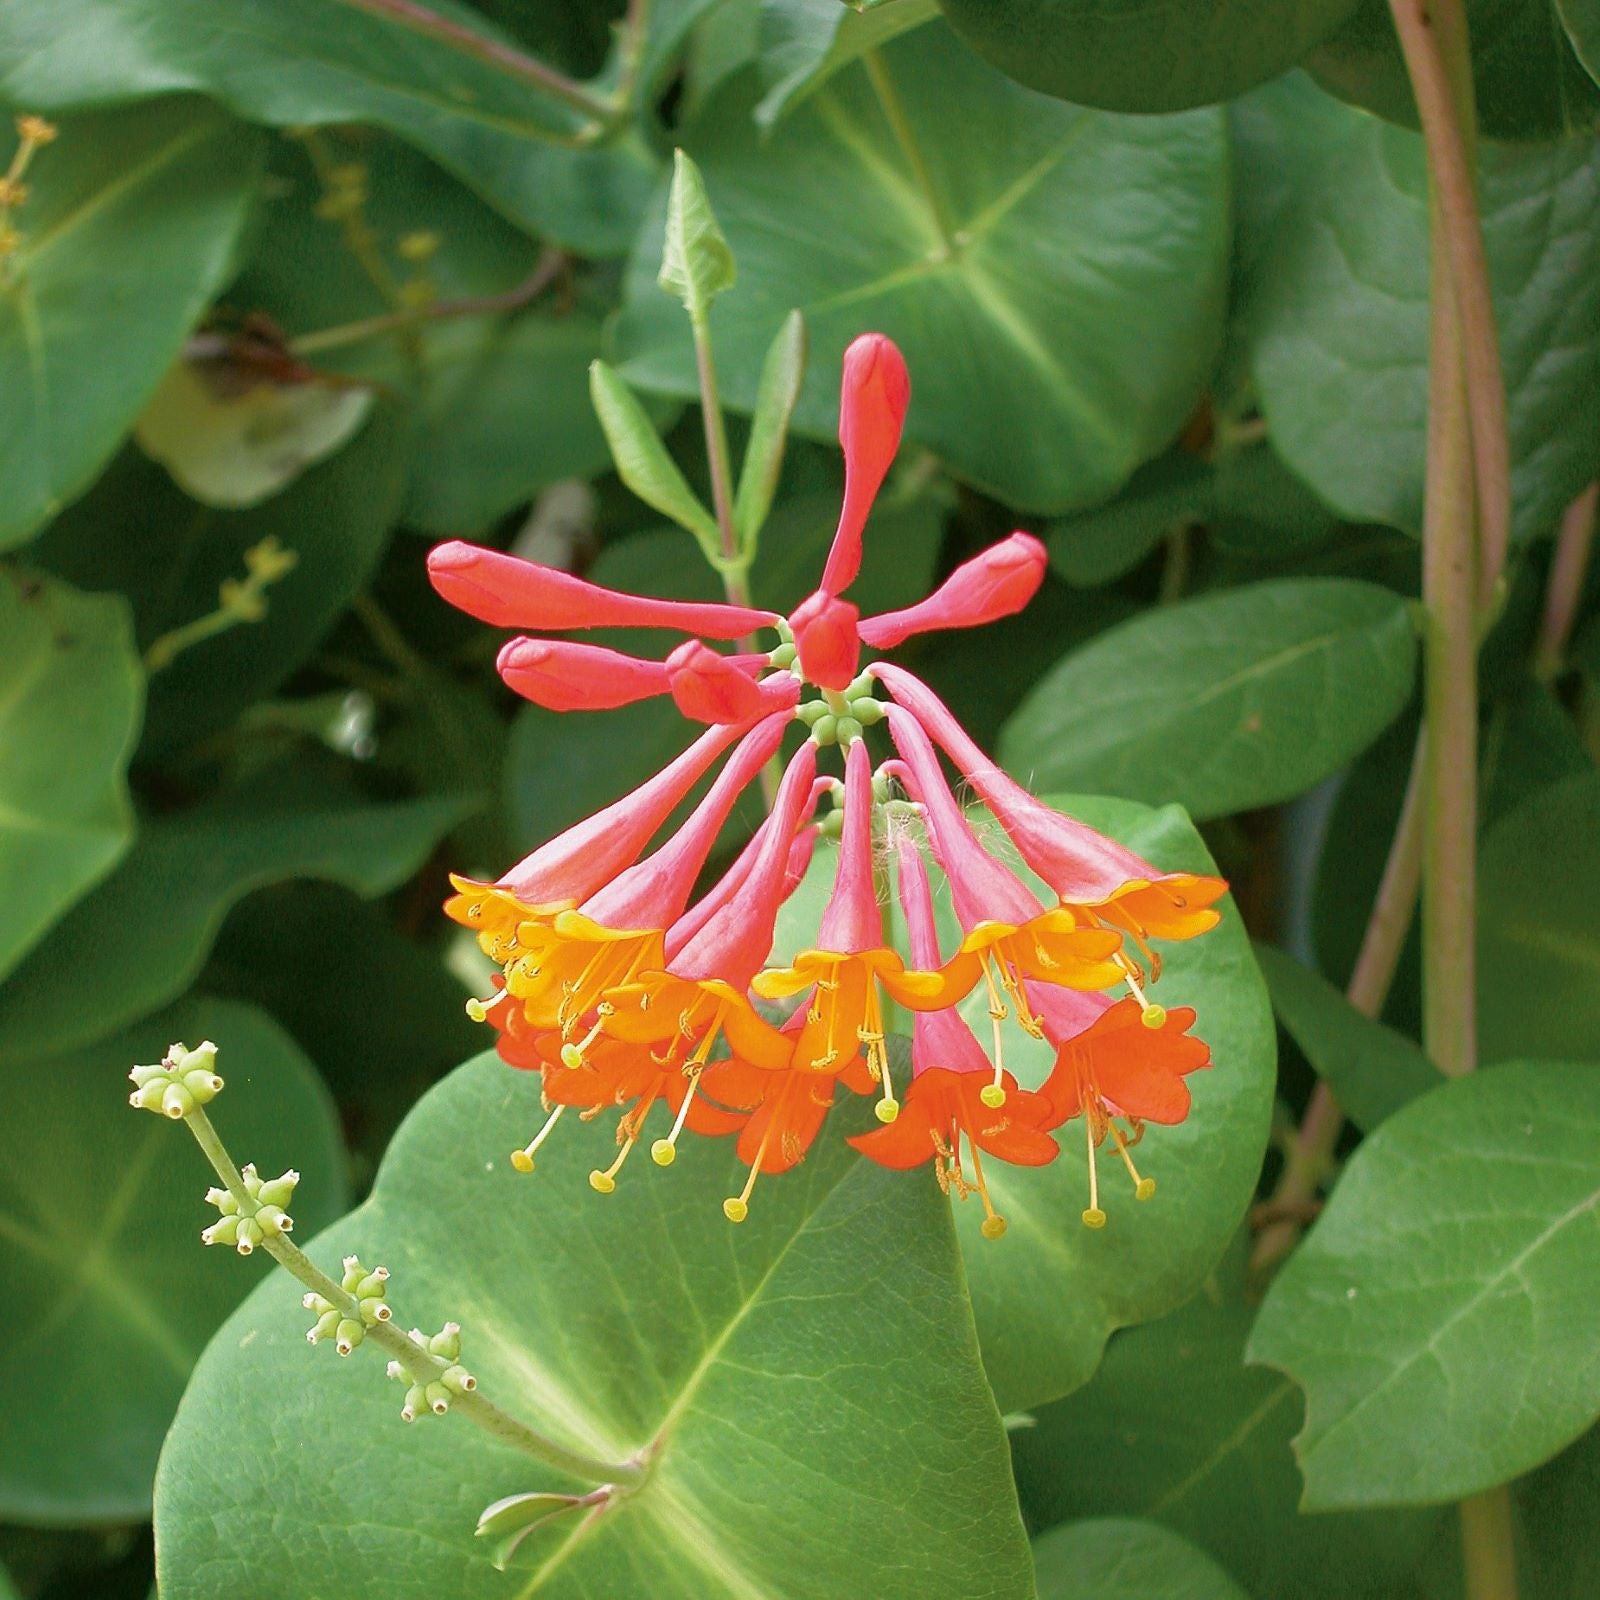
<box><xmin>0</xmin><ymin>569</ymin><xmax>142</xmax><ymax>982</ymax></box>
<box><xmin>154</xmin><ymin>1051</ymin><xmax>1035</xmax><ymax>1599</ymax></box>
<box><xmin>0</xmin><ymin>97</ymin><xmax>264</xmax><ymax>549</ymax></box>
<box><xmin>915</xmin><ymin>795</ymin><xmax>1273</xmax><ymax>1414</ymax></box>
<box><xmin>999</xmin><ymin>579</ymin><xmax>1417</xmax><ymax>822</ymax></box>
<box><xmin>232</xmin><ymin>135</ymin><xmax>616</xmax><ymax>536</ymax></box>
<box><xmin>754</xmin><ymin>0</ymin><xmax>940</xmax><ymax>125</ymax></box>
<box><xmin>1249</xmin><ymin>1061</ymin><xmax>1600</xmax><ymax>1509</ymax></box>
<box><xmin>935</xmin><ymin>0</ymin><xmax>1360</xmax><ymax>113</ymax></box>
<box><xmin>613</xmin><ymin>26</ymin><xmax>1229</xmax><ymax>515</ymax></box>
<box><xmin>1012</xmin><ymin>1277</ymin><xmax>1444</xmax><ymax>1598</ymax></box>
<box><xmin>1479</xmin><ymin>772</ymin><xmax>1600</xmax><ymax>1066</ymax></box>
<box><xmin>0</xmin><ymin>996</ymin><xmax>347</xmax><ymax>1524</ymax></box>
<box><xmin>1255</xmin><ymin>943</ymin><xmax>1442</xmax><ymax>1132</ymax></box>
<box><xmin>0</xmin><ymin>0</ymin><xmax>657</xmax><ymax>255</ymax></box>
<box><xmin>1031</xmin><ymin>1518</ymin><xmax>1249</xmax><ymax>1600</ymax></box>
<box><xmin>35</xmin><ymin>407</ymin><xmax>408</xmax><ymax>759</ymax></box>
<box><xmin>1238</xmin><ymin>75</ymin><xmax>1600</xmax><ymax>546</ymax></box>
<box><xmin>1309</xmin><ymin>0</ymin><xmax>1600</xmax><ymax>141</ymax></box>
<box><xmin>0</xmin><ymin>767</ymin><xmax>471</xmax><ymax>1058</ymax></box>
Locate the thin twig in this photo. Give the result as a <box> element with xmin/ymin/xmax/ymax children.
<box><xmin>1534</xmin><ymin>483</ymin><xmax>1599</xmax><ymax>681</ymax></box>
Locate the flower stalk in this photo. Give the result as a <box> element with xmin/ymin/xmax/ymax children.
<box><xmin>148</xmin><ymin>1065</ymin><xmax>644</xmax><ymax>1490</ymax></box>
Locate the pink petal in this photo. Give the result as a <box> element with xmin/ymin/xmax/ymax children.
<box><xmin>820</xmin><ymin>333</ymin><xmax>911</xmax><ymax>596</ymax></box>
<box><xmin>858</xmin><ymin>533</ymin><xmax>1047</xmax><ymax>649</ymax></box>
<box><xmin>791</xmin><ymin>589</ymin><xmax>861</xmax><ymax>690</ymax></box>
<box><xmin>815</xmin><ymin>738</ymin><xmax>882</xmax><ymax>954</ymax></box>
<box><xmin>496</xmin><ymin>636</ymin><xmax>669</xmax><ymax>712</ymax></box>
<box><xmin>428</xmin><ymin>540</ymin><xmax>776</xmax><ymax>638</ymax></box>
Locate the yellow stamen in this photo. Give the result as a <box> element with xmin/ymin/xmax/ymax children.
<box><xmin>1082</xmin><ymin>1114</ymin><xmax>1107</xmax><ymax>1228</ymax></box>
<box><xmin>979</xmin><ymin>954</ymin><xmax>1009</xmax><ymax>1108</ymax></box>
<box><xmin>965</xmin><ymin>1135</ymin><xmax>1008</xmax><ymax>1240</ymax></box>
<box><xmin>559</xmin><ymin>1009</ymin><xmax>610</xmax><ymax>1071</ymax></box>
<box><xmin>509</xmin><ymin>1104</ymin><xmax>565</xmax><ymax>1174</ymax></box>
<box><xmin>1119</xmin><ymin>959</ymin><xmax>1166</xmax><ymax>1028</ymax></box>
<box><xmin>723</xmin><ymin>1120</ymin><xmax>773</xmax><ymax>1223</ymax></box>
<box><xmin>465</xmin><ymin>985</ymin><xmax>512</xmax><ymax>1024</ymax></box>
<box><xmin>652</xmin><ymin>1060</ymin><xmax>707</xmax><ymax>1167</ymax></box>
<box><xmin>1110</xmin><ymin>1125</ymin><xmax>1156</xmax><ymax>1200</ymax></box>
<box><xmin>861</xmin><ymin>982</ymin><xmax>898</xmax><ymax>1122</ymax></box>
<box><xmin>589</xmin><ymin>1132</ymin><xmax>637</xmax><ymax>1194</ymax></box>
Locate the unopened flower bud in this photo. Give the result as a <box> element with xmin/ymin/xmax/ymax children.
<box><xmin>401</xmin><ymin>1385</ymin><xmax>427</xmax><ymax>1422</ymax></box>
<box><xmin>201</xmin><ymin>1216</ymin><xmax>240</xmax><ymax>1248</ymax></box>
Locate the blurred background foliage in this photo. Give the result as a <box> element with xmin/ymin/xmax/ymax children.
<box><xmin>1</xmin><ymin>0</ymin><xmax>1597</xmax><ymax>1596</ymax></box>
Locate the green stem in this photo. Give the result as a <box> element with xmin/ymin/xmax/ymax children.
<box><xmin>331</xmin><ymin>0</ymin><xmax>613</xmax><ymax>124</ymax></box>
<box><xmin>1461</xmin><ymin>1488</ymin><xmax>1519</xmax><ymax>1600</ymax></box>
<box><xmin>862</xmin><ymin>50</ymin><xmax>955</xmax><ymax>260</ymax></box>
<box><xmin>183</xmin><ymin>1108</ymin><xmax>646</xmax><ymax>1490</ymax></box>
<box><xmin>689</xmin><ymin>310</ymin><xmax>740</xmax><ymax>566</ymax></box>
<box><xmin>1533</xmin><ymin>483</ymin><xmax>1598</xmax><ymax>682</ymax></box>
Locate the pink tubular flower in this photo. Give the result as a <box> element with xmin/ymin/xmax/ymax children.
<box><xmin>858</xmin><ymin>533</ymin><xmax>1047</xmax><ymax>649</ymax></box>
<box><xmin>431</xmin><ymin>328</ymin><xmax>1228</xmax><ymax>1225</ymax></box>
<box><xmin>871</xmin><ymin>662</ymin><xmax>1228</xmax><ymax>950</ymax></box>
<box><xmin>427</xmin><ymin>540</ymin><xmax>775</xmax><ymax>637</ymax></box>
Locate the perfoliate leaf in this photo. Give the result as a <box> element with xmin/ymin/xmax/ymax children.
<box><xmin>154</xmin><ymin>1052</ymin><xmax>1036</xmax><ymax>1599</ymax></box>
<box><xmin>1249</xmin><ymin>1061</ymin><xmax>1600</xmax><ymax>1509</ymax></box>
<box><xmin>734</xmin><ymin>309</ymin><xmax>807</xmax><ymax>544</ymax></box>
<box><xmin>658</xmin><ymin>148</ymin><xmax>737</xmax><ymax>318</ymax></box>
<box><xmin>590</xmin><ymin>360</ymin><xmax>723</xmax><ymax>550</ymax></box>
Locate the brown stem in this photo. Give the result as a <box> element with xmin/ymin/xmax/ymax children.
<box><xmin>332</xmin><ymin>0</ymin><xmax>612</xmax><ymax>123</ymax></box>
<box><xmin>289</xmin><ymin>249</ymin><xmax>567</xmax><ymax>357</ymax></box>
<box><xmin>1533</xmin><ymin>483</ymin><xmax>1599</xmax><ymax>681</ymax></box>
<box><xmin>1387</xmin><ymin>0</ymin><xmax>1510</xmax><ymax>607</ymax></box>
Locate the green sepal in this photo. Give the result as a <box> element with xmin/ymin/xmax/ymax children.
<box><xmin>734</xmin><ymin>309</ymin><xmax>807</xmax><ymax>549</ymax></box>
<box><xmin>589</xmin><ymin>360</ymin><xmax>722</xmax><ymax>554</ymax></box>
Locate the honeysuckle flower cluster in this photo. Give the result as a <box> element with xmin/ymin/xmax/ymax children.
<box><xmin>428</xmin><ymin>333</ymin><xmax>1225</xmax><ymax>1236</ymax></box>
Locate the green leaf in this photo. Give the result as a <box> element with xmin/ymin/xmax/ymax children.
<box><xmin>0</xmin><ymin>767</ymin><xmax>471</xmax><ymax>1059</ymax></box>
<box><xmin>154</xmin><ymin>1052</ymin><xmax>1035</xmax><ymax>1599</ymax></box>
<box><xmin>0</xmin><ymin>569</ymin><xmax>142</xmax><ymax>982</ymax></box>
<box><xmin>1255</xmin><ymin>944</ymin><xmax>1442</xmax><ymax>1132</ymax></box>
<box><xmin>1479</xmin><ymin>772</ymin><xmax>1600</xmax><ymax>1066</ymax></box>
<box><xmin>1031</xmin><ymin>1518</ymin><xmax>1249</xmax><ymax>1600</ymax></box>
<box><xmin>0</xmin><ymin>995</ymin><xmax>347</xmax><ymax>1524</ymax></box>
<box><xmin>33</xmin><ymin>406</ymin><xmax>408</xmax><ymax>760</ymax></box>
<box><xmin>934</xmin><ymin>795</ymin><xmax>1273</xmax><ymax>1413</ymax></box>
<box><xmin>1309</xmin><ymin>0</ymin><xmax>1600</xmax><ymax>141</ymax></box>
<box><xmin>1238</xmin><ymin>74</ymin><xmax>1600</xmax><ymax>546</ymax></box>
<box><xmin>613</xmin><ymin>26</ymin><xmax>1228</xmax><ymax>515</ymax></box>
<box><xmin>0</xmin><ymin>0</ymin><xmax>658</xmax><ymax>256</ymax></box>
<box><xmin>754</xmin><ymin>0</ymin><xmax>941</xmax><ymax>126</ymax></box>
<box><xmin>0</xmin><ymin>97</ymin><xmax>264</xmax><ymax>549</ymax></box>
<box><xmin>659</xmin><ymin>148</ymin><xmax>737</xmax><ymax>318</ymax></box>
<box><xmin>734</xmin><ymin>308</ymin><xmax>807</xmax><ymax>544</ymax></box>
<box><xmin>1561</xmin><ymin>0</ymin><xmax>1600</xmax><ymax>85</ymax></box>
<box><xmin>591</xmin><ymin>360</ymin><xmax>723</xmax><ymax>550</ymax></box>
<box><xmin>934</xmin><ymin>0</ymin><xmax>1362</xmax><ymax>112</ymax></box>
<box><xmin>231</xmin><ymin>134</ymin><xmax>616</xmax><ymax>537</ymax></box>
<box><xmin>1013</xmin><ymin>1281</ymin><xmax>1444</xmax><ymax>1598</ymax></box>
<box><xmin>1000</xmin><ymin>579</ymin><xmax>1417</xmax><ymax>822</ymax></box>
<box><xmin>1249</xmin><ymin>1060</ymin><xmax>1600</xmax><ymax>1509</ymax></box>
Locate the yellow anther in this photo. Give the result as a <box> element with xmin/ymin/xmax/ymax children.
<box><xmin>1136</xmin><ymin>1177</ymin><xmax>1157</xmax><ymax>1201</ymax></box>
<box><xmin>588</xmin><ymin>1170</ymin><xmax>615</xmax><ymax>1194</ymax></box>
<box><xmin>15</xmin><ymin>115</ymin><xmax>57</xmax><ymax>145</ymax></box>
<box><xmin>559</xmin><ymin>1042</ymin><xmax>585</xmax><ymax>1070</ymax></box>
<box><xmin>1110</xmin><ymin>1123</ymin><xmax>1153</xmax><ymax>1201</ymax></box>
<box><xmin>979</xmin><ymin>1083</ymin><xmax>1006</xmax><ymax>1109</ymax></box>
<box><xmin>875</xmin><ymin>1098</ymin><xmax>900</xmax><ymax>1124</ymax></box>
<box><xmin>588</xmin><ymin>1129</ymin><xmax>638</xmax><ymax>1194</ymax></box>
<box><xmin>980</xmin><ymin>1214</ymin><xmax>1008</xmax><ymax>1241</ymax></box>
<box><xmin>510</xmin><ymin>1104</ymin><xmax>564</xmax><ymax>1174</ymax></box>
<box><xmin>651</xmin><ymin>1138</ymin><xmax>676</xmax><ymax>1167</ymax></box>
<box><xmin>722</xmin><ymin>1197</ymin><xmax>748</xmax><ymax>1223</ymax></box>
<box><xmin>1081</xmin><ymin>1207</ymin><xmax>1107</xmax><ymax>1229</ymax></box>
<box><xmin>1141</xmin><ymin>1004</ymin><xmax>1167</xmax><ymax>1030</ymax></box>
